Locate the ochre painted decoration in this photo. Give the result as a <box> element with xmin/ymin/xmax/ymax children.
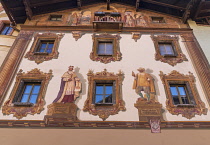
<box><xmin>132</xmin><ymin>67</ymin><xmax>156</xmax><ymax>101</ymax></box>
<box><xmin>131</xmin><ymin>32</ymin><xmax>141</xmax><ymax>42</ymax></box>
<box><xmin>90</xmin><ymin>33</ymin><xmax>122</xmax><ymax>64</ymax></box>
<box><xmin>72</xmin><ymin>31</ymin><xmax>84</xmax><ymax>41</ymax></box>
<box><xmin>151</xmin><ymin>35</ymin><xmax>188</xmax><ymax>66</ymax></box>
<box><xmin>44</xmin><ymin>103</ymin><xmax>79</xmax><ymax>124</ymax></box>
<box><xmin>67</xmin><ymin>10</ymin><xmax>91</xmax><ymax>26</ymax></box>
<box><xmin>83</xmin><ymin>69</ymin><xmax>126</xmax><ymax>121</ymax></box>
<box><xmin>25</xmin><ymin>32</ymin><xmax>64</xmax><ymax>64</ymax></box>
<box><xmin>2</xmin><ymin>69</ymin><xmax>53</xmax><ymax>119</ymax></box>
<box><xmin>53</xmin><ymin>66</ymin><xmax>82</xmax><ymax>103</ymax></box>
<box><xmin>159</xmin><ymin>70</ymin><xmax>207</xmax><ymax>119</ymax></box>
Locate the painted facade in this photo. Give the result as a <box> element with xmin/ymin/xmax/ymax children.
<box><xmin>0</xmin><ymin>3</ymin><xmax>209</xmax><ymax>139</ymax></box>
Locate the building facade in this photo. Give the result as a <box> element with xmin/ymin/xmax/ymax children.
<box><xmin>0</xmin><ymin>1</ymin><xmax>210</xmax><ymax>145</ymax></box>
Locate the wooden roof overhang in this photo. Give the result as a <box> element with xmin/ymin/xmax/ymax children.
<box><xmin>1</xmin><ymin>0</ymin><xmax>210</xmax><ymax>25</ymax></box>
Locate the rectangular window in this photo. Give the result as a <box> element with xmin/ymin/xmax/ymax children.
<box><xmin>158</xmin><ymin>42</ymin><xmax>176</xmax><ymax>56</ymax></box>
<box><xmin>151</xmin><ymin>17</ymin><xmax>165</xmax><ymax>23</ymax></box>
<box><xmin>49</xmin><ymin>15</ymin><xmax>62</xmax><ymax>21</ymax></box>
<box><xmin>13</xmin><ymin>81</ymin><xmax>41</xmax><ymax>106</ymax></box>
<box><xmin>94</xmin><ymin>82</ymin><xmax>115</xmax><ymax>104</ymax></box>
<box><xmin>170</xmin><ymin>84</ymin><xmax>193</xmax><ymax>105</ymax></box>
<box><xmin>97</xmin><ymin>41</ymin><xmax>113</xmax><ymax>55</ymax></box>
<box><xmin>1</xmin><ymin>25</ymin><xmax>13</xmax><ymax>35</ymax></box>
<box><xmin>36</xmin><ymin>40</ymin><xmax>55</xmax><ymax>53</ymax></box>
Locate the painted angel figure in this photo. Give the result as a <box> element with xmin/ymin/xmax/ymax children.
<box><xmin>132</xmin><ymin>68</ymin><xmax>155</xmax><ymax>101</ymax></box>
<box><xmin>53</xmin><ymin>66</ymin><xmax>81</xmax><ymax>103</ymax></box>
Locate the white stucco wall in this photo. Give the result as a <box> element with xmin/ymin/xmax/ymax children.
<box><xmin>188</xmin><ymin>20</ymin><xmax>210</xmax><ymax>63</ymax></box>
<box><xmin>1</xmin><ymin>32</ymin><xmax>209</xmax><ymax>121</ymax></box>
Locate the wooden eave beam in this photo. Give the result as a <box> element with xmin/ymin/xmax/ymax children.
<box><xmin>136</xmin><ymin>0</ymin><xmax>140</xmax><ymax>11</ymax></box>
<box><xmin>0</xmin><ymin>1</ymin><xmax>16</xmax><ymax>25</ymax></box>
<box><xmin>194</xmin><ymin>0</ymin><xmax>204</xmax><ymax>19</ymax></box>
<box><xmin>30</xmin><ymin>0</ymin><xmax>70</xmax><ymax>7</ymax></box>
<box><xmin>77</xmin><ymin>0</ymin><xmax>82</xmax><ymax>10</ymax></box>
<box><xmin>182</xmin><ymin>0</ymin><xmax>195</xmax><ymax>23</ymax></box>
<box><xmin>141</xmin><ymin>0</ymin><xmax>186</xmax><ymax>11</ymax></box>
<box><xmin>107</xmin><ymin>0</ymin><xmax>110</xmax><ymax>10</ymax></box>
<box><xmin>23</xmin><ymin>0</ymin><xmax>33</xmax><ymax>20</ymax></box>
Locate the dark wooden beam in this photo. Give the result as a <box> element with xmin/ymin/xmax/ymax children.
<box><xmin>77</xmin><ymin>0</ymin><xmax>82</xmax><ymax>10</ymax></box>
<box><xmin>107</xmin><ymin>0</ymin><xmax>110</xmax><ymax>10</ymax></box>
<box><xmin>194</xmin><ymin>1</ymin><xmax>203</xmax><ymax>19</ymax></box>
<box><xmin>30</xmin><ymin>0</ymin><xmax>70</xmax><ymax>7</ymax></box>
<box><xmin>23</xmin><ymin>0</ymin><xmax>33</xmax><ymax>20</ymax></box>
<box><xmin>136</xmin><ymin>0</ymin><xmax>140</xmax><ymax>11</ymax></box>
<box><xmin>182</xmin><ymin>0</ymin><xmax>195</xmax><ymax>23</ymax></box>
<box><xmin>0</xmin><ymin>1</ymin><xmax>16</xmax><ymax>25</ymax></box>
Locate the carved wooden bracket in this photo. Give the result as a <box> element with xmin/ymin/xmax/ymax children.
<box><xmin>2</xmin><ymin>68</ymin><xmax>53</xmax><ymax>119</ymax></box>
<box><xmin>131</xmin><ymin>32</ymin><xmax>141</xmax><ymax>42</ymax></box>
<box><xmin>159</xmin><ymin>70</ymin><xmax>207</xmax><ymax>119</ymax></box>
<box><xmin>151</xmin><ymin>35</ymin><xmax>188</xmax><ymax>66</ymax></box>
<box><xmin>83</xmin><ymin>69</ymin><xmax>126</xmax><ymax>121</ymax></box>
<box><xmin>90</xmin><ymin>33</ymin><xmax>122</xmax><ymax>64</ymax></box>
<box><xmin>72</xmin><ymin>31</ymin><xmax>84</xmax><ymax>41</ymax></box>
<box><xmin>25</xmin><ymin>32</ymin><xmax>64</xmax><ymax>64</ymax></box>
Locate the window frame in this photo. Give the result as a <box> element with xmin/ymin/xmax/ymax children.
<box><xmin>83</xmin><ymin>69</ymin><xmax>125</xmax><ymax>121</ymax></box>
<box><xmin>159</xmin><ymin>70</ymin><xmax>207</xmax><ymax>119</ymax></box>
<box><xmin>151</xmin><ymin>17</ymin><xmax>165</xmax><ymax>23</ymax></box>
<box><xmin>151</xmin><ymin>35</ymin><xmax>188</xmax><ymax>66</ymax></box>
<box><xmin>25</xmin><ymin>32</ymin><xmax>64</xmax><ymax>64</ymax></box>
<box><xmin>2</xmin><ymin>68</ymin><xmax>53</xmax><ymax>119</ymax></box>
<box><xmin>90</xmin><ymin>33</ymin><xmax>122</xmax><ymax>64</ymax></box>
<box><xmin>0</xmin><ymin>20</ymin><xmax>14</xmax><ymax>36</ymax></box>
<box><xmin>49</xmin><ymin>15</ymin><xmax>63</xmax><ymax>21</ymax></box>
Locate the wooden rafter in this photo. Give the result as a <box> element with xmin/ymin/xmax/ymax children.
<box><xmin>23</xmin><ymin>0</ymin><xmax>33</xmax><ymax>20</ymax></box>
<box><xmin>77</xmin><ymin>0</ymin><xmax>82</xmax><ymax>10</ymax></box>
<box><xmin>107</xmin><ymin>0</ymin><xmax>110</xmax><ymax>10</ymax></box>
<box><xmin>182</xmin><ymin>0</ymin><xmax>195</xmax><ymax>23</ymax></box>
<box><xmin>136</xmin><ymin>0</ymin><xmax>140</xmax><ymax>11</ymax></box>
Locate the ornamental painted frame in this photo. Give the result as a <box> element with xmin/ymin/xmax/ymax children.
<box><xmin>83</xmin><ymin>69</ymin><xmax>126</xmax><ymax>121</ymax></box>
<box><xmin>159</xmin><ymin>70</ymin><xmax>207</xmax><ymax>119</ymax></box>
<box><xmin>90</xmin><ymin>33</ymin><xmax>122</xmax><ymax>64</ymax></box>
<box><xmin>2</xmin><ymin>68</ymin><xmax>53</xmax><ymax>119</ymax></box>
<box><xmin>151</xmin><ymin>35</ymin><xmax>188</xmax><ymax>66</ymax></box>
<box><xmin>25</xmin><ymin>32</ymin><xmax>64</xmax><ymax>64</ymax></box>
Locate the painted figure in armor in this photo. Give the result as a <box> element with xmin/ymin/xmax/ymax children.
<box><xmin>132</xmin><ymin>68</ymin><xmax>155</xmax><ymax>101</ymax></box>
<box><xmin>53</xmin><ymin>66</ymin><xmax>81</xmax><ymax>103</ymax></box>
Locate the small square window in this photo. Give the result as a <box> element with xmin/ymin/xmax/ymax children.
<box><xmin>49</xmin><ymin>15</ymin><xmax>62</xmax><ymax>21</ymax></box>
<box><xmin>97</xmin><ymin>41</ymin><xmax>113</xmax><ymax>56</ymax></box>
<box><xmin>151</xmin><ymin>17</ymin><xmax>165</xmax><ymax>23</ymax></box>
<box><xmin>13</xmin><ymin>81</ymin><xmax>41</xmax><ymax>106</ymax></box>
<box><xmin>94</xmin><ymin>82</ymin><xmax>114</xmax><ymax>104</ymax></box>
<box><xmin>169</xmin><ymin>84</ymin><xmax>194</xmax><ymax>105</ymax></box>
<box><xmin>158</xmin><ymin>42</ymin><xmax>176</xmax><ymax>57</ymax></box>
<box><xmin>36</xmin><ymin>40</ymin><xmax>55</xmax><ymax>54</ymax></box>
<box><xmin>1</xmin><ymin>25</ymin><xmax>13</xmax><ymax>35</ymax></box>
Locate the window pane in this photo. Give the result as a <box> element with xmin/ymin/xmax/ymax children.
<box><xmin>21</xmin><ymin>94</ymin><xmax>29</xmax><ymax>103</ymax></box>
<box><xmin>105</xmin><ymin>86</ymin><xmax>113</xmax><ymax>94</ymax></box>
<box><xmin>105</xmin><ymin>43</ymin><xmax>113</xmax><ymax>55</ymax></box>
<box><xmin>165</xmin><ymin>44</ymin><xmax>174</xmax><ymax>55</ymax></box>
<box><xmin>95</xmin><ymin>95</ymin><xmax>103</xmax><ymax>103</ymax></box>
<box><xmin>172</xmin><ymin>96</ymin><xmax>180</xmax><ymax>105</ymax></box>
<box><xmin>1</xmin><ymin>26</ymin><xmax>9</xmax><ymax>35</ymax></box>
<box><xmin>96</xmin><ymin>86</ymin><xmax>103</xmax><ymax>94</ymax></box>
<box><xmin>105</xmin><ymin>94</ymin><xmax>112</xmax><ymax>103</ymax></box>
<box><xmin>98</xmin><ymin>43</ymin><xmax>105</xmax><ymax>55</ymax></box>
<box><xmin>170</xmin><ymin>87</ymin><xmax>178</xmax><ymax>95</ymax></box>
<box><xmin>181</xmin><ymin>96</ymin><xmax>189</xmax><ymax>104</ymax></box>
<box><xmin>7</xmin><ymin>27</ymin><xmax>13</xmax><ymax>35</ymax></box>
<box><xmin>29</xmin><ymin>94</ymin><xmax>38</xmax><ymax>104</ymax></box>
<box><xmin>159</xmin><ymin>44</ymin><xmax>166</xmax><ymax>55</ymax></box>
<box><xmin>32</xmin><ymin>85</ymin><xmax>41</xmax><ymax>94</ymax></box>
<box><xmin>48</xmin><ymin>43</ymin><xmax>54</xmax><ymax>49</ymax></box>
<box><xmin>40</xmin><ymin>43</ymin><xmax>47</xmax><ymax>49</ymax></box>
<box><xmin>23</xmin><ymin>85</ymin><xmax>33</xmax><ymax>94</ymax></box>
<box><xmin>46</xmin><ymin>48</ymin><xmax>52</xmax><ymax>53</ymax></box>
<box><xmin>178</xmin><ymin>87</ymin><xmax>186</xmax><ymax>95</ymax></box>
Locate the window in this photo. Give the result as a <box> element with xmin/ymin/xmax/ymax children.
<box><xmin>159</xmin><ymin>70</ymin><xmax>207</xmax><ymax>119</ymax></box>
<box><xmin>2</xmin><ymin>68</ymin><xmax>53</xmax><ymax>119</ymax></box>
<box><xmin>94</xmin><ymin>81</ymin><xmax>115</xmax><ymax>104</ymax></box>
<box><xmin>49</xmin><ymin>15</ymin><xmax>62</xmax><ymax>21</ymax></box>
<box><xmin>90</xmin><ymin>33</ymin><xmax>122</xmax><ymax>64</ymax></box>
<box><xmin>83</xmin><ymin>69</ymin><xmax>125</xmax><ymax>121</ymax></box>
<box><xmin>35</xmin><ymin>40</ymin><xmax>55</xmax><ymax>54</ymax></box>
<box><xmin>1</xmin><ymin>25</ymin><xmax>13</xmax><ymax>35</ymax></box>
<box><xmin>151</xmin><ymin>17</ymin><xmax>165</xmax><ymax>23</ymax></box>
<box><xmin>13</xmin><ymin>82</ymin><xmax>41</xmax><ymax>106</ymax></box>
<box><xmin>25</xmin><ymin>32</ymin><xmax>64</xmax><ymax>64</ymax></box>
<box><xmin>158</xmin><ymin>42</ymin><xmax>176</xmax><ymax>56</ymax></box>
<box><xmin>97</xmin><ymin>41</ymin><xmax>113</xmax><ymax>56</ymax></box>
<box><xmin>151</xmin><ymin>35</ymin><xmax>188</xmax><ymax>66</ymax></box>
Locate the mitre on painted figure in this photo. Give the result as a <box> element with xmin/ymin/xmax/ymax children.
<box><xmin>53</xmin><ymin>66</ymin><xmax>81</xmax><ymax>103</ymax></box>
<box><xmin>132</xmin><ymin>67</ymin><xmax>156</xmax><ymax>101</ymax></box>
